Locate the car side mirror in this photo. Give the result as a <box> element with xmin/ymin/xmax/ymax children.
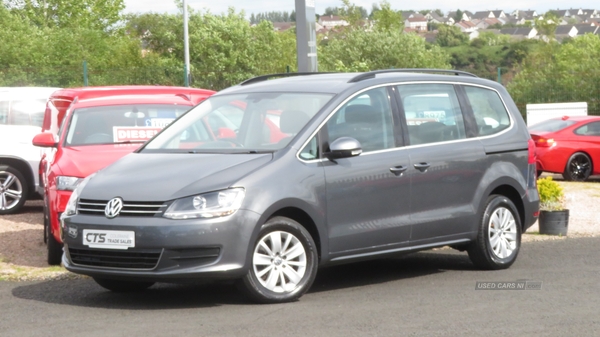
<box><xmin>325</xmin><ymin>137</ymin><xmax>362</xmax><ymax>160</ymax></box>
<box><xmin>32</xmin><ymin>132</ymin><xmax>57</xmax><ymax>148</ymax></box>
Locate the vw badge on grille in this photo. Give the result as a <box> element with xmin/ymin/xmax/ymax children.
<box><xmin>67</xmin><ymin>225</ymin><xmax>78</xmax><ymax>238</ymax></box>
<box><xmin>105</xmin><ymin>197</ymin><xmax>124</xmax><ymax>218</ymax></box>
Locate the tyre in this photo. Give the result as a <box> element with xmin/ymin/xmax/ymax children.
<box><xmin>563</xmin><ymin>152</ymin><xmax>592</xmax><ymax>181</ymax></box>
<box><xmin>47</xmin><ymin>226</ymin><xmax>63</xmax><ymax>266</ymax></box>
<box><xmin>468</xmin><ymin>195</ymin><xmax>521</xmax><ymax>270</ymax></box>
<box><xmin>0</xmin><ymin>165</ymin><xmax>29</xmax><ymax>215</ymax></box>
<box><xmin>93</xmin><ymin>277</ymin><xmax>155</xmax><ymax>292</ymax></box>
<box><xmin>237</xmin><ymin>216</ymin><xmax>318</xmax><ymax>304</ymax></box>
<box><xmin>43</xmin><ymin>200</ymin><xmax>50</xmax><ymax>244</ymax></box>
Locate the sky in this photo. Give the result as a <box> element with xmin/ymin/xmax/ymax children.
<box><xmin>123</xmin><ymin>0</ymin><xmax>600</xmax><ymax>17</ymax></box>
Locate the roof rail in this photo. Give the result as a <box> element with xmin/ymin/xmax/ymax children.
<box><xmin>240</xmin><ymin>72</ymin><xmax>331</xmax><ymax>86</ymax></box>
<box><xmin>348</xmin><ymin>69</ymin><xmax>478</xmax><ymax>83</ymax></box>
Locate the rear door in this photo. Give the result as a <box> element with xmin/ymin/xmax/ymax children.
<box><xmin>395</xmin><ymin>83</ymin><xmax>486</xmax><ymax>243</ymax></box>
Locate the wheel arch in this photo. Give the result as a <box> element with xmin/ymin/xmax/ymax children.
<box><xmin>267</xmin><ymin>207</ymin><xmax>322</xmax><ymax>260</ymax></box>
<box><xmin>0</xmin><ymin>156</ymin><xmax>36</xmax><ymax>197</ymax></box>
<box><xmin>489</xmin><ymin>184</ymin><xmax>525</xmax><ymax>230</ymax></box>
<box><xmin>565</xmin><ymin>150</ymin><xmax>594</xmax><ymax>174</ymax></box>
<box><xmin>252</xmin><ymin>199</ymin><xmax>327</xmax><ymax>264</ymax></box>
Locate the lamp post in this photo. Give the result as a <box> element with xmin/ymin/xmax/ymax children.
<box><xmin>183</xmin><ymin>0</ymin><xmax>190</xmax><ymax>86</ymax></box>
<box><xmin>295</xmin><ymin>0</ymin><xmax>318</xmax><ymax>72</ymax></box>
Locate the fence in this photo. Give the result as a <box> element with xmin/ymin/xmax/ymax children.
<box><xmin>2</xmin><ymin>64</ymin><xmax>599</xmax><ymax>118</ymax></box>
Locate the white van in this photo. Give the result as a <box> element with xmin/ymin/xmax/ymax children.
<box><xmin>0</xmin><ymin>87</ymin><xmax>60</xmax><ymax>214</ymax></box>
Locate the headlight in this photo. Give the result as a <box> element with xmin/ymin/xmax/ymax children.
<box><xmin>164</xmin><ymin>188</ymin><xmax>245</xmax><ymax>220</ymax></box>
<box><xmin>56</xmin><ymin>176</ymin><xmax>83</xmax><ymax>191</ymax></box>
<box><xmin>62</xmin><ymin>174</ymin><xmax>95</xmax><ymax>218</ymax></box>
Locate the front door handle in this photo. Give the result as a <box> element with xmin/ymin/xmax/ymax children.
<box><xmin>413</xmin><ymin>162</ymin><xmax>431</xmax><ymax>172</ymax></box>
<box><xmin>390</xmin><ymin>165</ymin><xmax>408</xmax><ymax>176</ymax></box>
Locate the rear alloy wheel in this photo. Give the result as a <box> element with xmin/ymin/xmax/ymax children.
<box><xmin>0</xmin><ymin>165</ymin><xmax>29</xmax><ymax>215</ymax></box>
<box><xmin>563</xmin><ymin>152</ymin><xmax>592</xmax><ymax>181</ymax></box>
<box><xmin>93</xmin><ymin>277</ymin><xmax>155</xmax><ymax>292</ymax></box>
<box><xmin>468</xmin><ymin>195</ymin><xmax>521</xmax><ymax>270</ymax></box>
<box><xmin>237</xmin><ymin>217</ymin><xmax>318</xmax><ymax>304</ymax></box>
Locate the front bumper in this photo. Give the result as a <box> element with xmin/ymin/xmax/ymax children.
<box><xmin>61</xmin><ymin>209</ymin><xmax>260</xmax><ymax>282</ymax></box>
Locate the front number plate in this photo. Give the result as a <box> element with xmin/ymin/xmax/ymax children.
<box><xmin>83</xmin><ymin>230</ymin><xmax>135</xmax><ymax>250</ymax></box>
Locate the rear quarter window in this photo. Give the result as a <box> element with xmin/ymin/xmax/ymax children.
<box><xmin>463</xmin><ymin>86</ymin><xmax>511</xmax><ymax>136</ymax></box>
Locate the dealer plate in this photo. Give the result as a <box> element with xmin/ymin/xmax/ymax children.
<box><xmin>82</xmin><ymin>230</ymin><xmax>135</xmax><ymax>250</ymax></box>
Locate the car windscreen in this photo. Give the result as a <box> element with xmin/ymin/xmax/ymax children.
<box><xmin>142</xmin><ymin>92</ymin><xmax>334</xmax><ymax>153</ymax></box>
<box><xmin>64</xmin><ymin>104</ymin><xmax>191</xmax><ymax>146</ymax></box>
<box><xmin>528</xmin><ymin>119</ymin><xmax>578</xmax><ymax>133</ymax></box>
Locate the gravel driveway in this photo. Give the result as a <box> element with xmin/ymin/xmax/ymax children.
<box><xmin>1</xmin><ymin>175</ymin><xmax>598</xmax><ymax>280</ymax></box>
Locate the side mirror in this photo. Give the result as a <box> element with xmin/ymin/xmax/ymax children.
<box><xmin>32</xmin><ymin>133</ymin><xmax>57</xmax><ymax>148</ymax></box>
<box><xmin>217</xmin><ymin>127</ymin><xmax>237</xmax><ymax>139</ymax></box>
<box><xmin>325</xmin><ymin>137</ymin><xmax>362</xmax><ymax>160</ymax></box>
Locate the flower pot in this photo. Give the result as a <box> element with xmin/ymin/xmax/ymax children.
<box><xmin>538</xmin><ymin>209</ymin><xmax>569</xmax><ymax>236</ymax></box>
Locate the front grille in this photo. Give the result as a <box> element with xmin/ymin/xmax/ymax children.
<box><xmin>78</xmin><ymin>199</ymin><xmax>167</xmax><ymax>217</ymax></box>
<box><xmin>69</xmin><ymin>247</ymin><xmax>162</xmax><ymax>269</ymax></box>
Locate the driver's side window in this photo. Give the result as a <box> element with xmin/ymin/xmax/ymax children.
<box><xmin>325</xmin><ymin>87</ymin><xmax>395</xmax><ymax>153</ymax></box>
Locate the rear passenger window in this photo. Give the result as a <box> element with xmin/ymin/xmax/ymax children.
<box><xmin>575</xmin><ymin>122</ymin><xmax>600</xmax><ymax>136</ymax></box>
<box><xmin>463</xmin><ymin>86</ymin><xmax>510</xmax><ymax>136</ymax></box>
<box><xmin>397</xmin><ymin>84</ymin><xmax>466</xmax><ymax>145</ymax></box>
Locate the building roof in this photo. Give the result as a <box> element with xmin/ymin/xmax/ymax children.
<box><xmin>555</xmin><ymin>25</ymin><xmax>575</xmax><ymax>34</ymax></box>
<box><xmin>499</xmin><ymin>27</ymin><xmax>535</xmax><ymax>35</ymax></box>
<box><xmin>576</xmin><ymin>25</ymin><xmax>599</xmax><ymax>35</ymax></box>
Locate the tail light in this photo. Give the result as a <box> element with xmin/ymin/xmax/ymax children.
<box><xmin>534</xmin><ymin>137</ymin><xmax>555</xmax><ymax>148</ymax></box>
<box><xmin>530</xmin><ymin>134</ymin><xmax>555</xmax><ymax>148</ymax></box>
<box><xmin>528</xmin><ymin>138</ymin><xmax>536</xmax><ymax>164</ymax></box>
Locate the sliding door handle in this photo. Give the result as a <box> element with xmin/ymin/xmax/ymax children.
<box><xmin>413</xmin><ymin>162</ymin><xmax>430</xmax><ymax>172</ymax></box>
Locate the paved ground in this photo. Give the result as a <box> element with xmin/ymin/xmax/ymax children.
<box><xmin>1</xmin><ymin>237</ymin><xmax>599</xmax><ymax>337</ymax></box>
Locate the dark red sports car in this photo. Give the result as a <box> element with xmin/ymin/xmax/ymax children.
<box><xmin>529</xmin><ymin>116</ymin><xmax>600</xmax><ymax>181</ymax></box>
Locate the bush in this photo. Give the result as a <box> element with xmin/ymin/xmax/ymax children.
<box><xmin>537</xmin><ymin>176</ymin><xmax>565</xmax><ymax>211</ymax></box>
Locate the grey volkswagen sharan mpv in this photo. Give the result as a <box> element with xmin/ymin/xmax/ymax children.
<box><xmin>61</xmin><ymin>69</ymin><xmax>540</xmax><ymax>303</ymax></box>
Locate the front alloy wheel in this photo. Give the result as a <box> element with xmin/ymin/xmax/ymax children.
<box><xmin>253</xmin><ymin>230</ymin><xmax>308</xmax><ymax>293</ymax></box>
<box><xmin>0</xmin><ymin>165</ymin><xmax>28</xmax><ymax>214</ymax></box>
<box><xmin>238</xmin><ymin>217</ymin><xmax>318</xmax><ymax>303</ymax></box>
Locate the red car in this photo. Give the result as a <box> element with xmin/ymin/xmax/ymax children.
<box><xmin>529</xmin><ymin>116</ymin><xmax>600</xmax><ymax>181</ymax></box>
<box><xmin>33</xmin><ymin>86</ymin><xmax>215</xmax><ymax>265</ymax></box>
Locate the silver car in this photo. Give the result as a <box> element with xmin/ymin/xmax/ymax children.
<box><xmin>61</xmin><ymin>70</ymin><xmax>539</xmax><ymax>303</ymax></box>
<box><xmin>0</xmin><ymin>87</ymin><xmax>60</xmax><ymax>214</ymax></box>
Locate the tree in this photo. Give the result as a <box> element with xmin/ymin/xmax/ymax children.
<box><xmin>4</xmin><ymin>0</ymin><xmax>125</xmax><ymax>31</ymax></box>
<box><xmin>186</xmin><ymin>8</ymin><xmax>296</xmax><ymax>89</ymax></box>
<box><xmin>319</xmin><ymin>28</ymin><xmax>451</xmax><ymax>71</ymax></box>
<box><xmin>369</xmin><ymin>3</ymin><xmax>380</xmax><ymax>19</ymax></box>
<box><xmin>508</xmin><ymin>34</ymin><xmax>600</xmax><ymax>115</ymax></box>
<box><xmin>323</xmin><ymin>7</ymin><xmax>339</xmax><ymax>16</ymax></box>
<box><xmin>372</xmin><ymin>1</ymin><xmax>403</xmax><ymax>32</ymax></box>
<box><xmin>535</xmin><ymin>12</ymin><xmax>560</xmax><ymax>40</ymax></box>
<box><xmin>473</xmin><ymin>31</ymin><xmax>511</xmax><ymax>46</ymax></box>
<box><xmin>125</xmin><ymin>13</ymin><xmax>182</xmax><ymax>55</ymax></box>
<box><xmin>454</xmin><ymin>9</ymin><xmax>463</xmax><ymax>22</ymax></box>
<box><xmin>436</xmin><ymin>25</ymin><xmax>468</xmax><ymax>47</ymax></box>
<box><xmin>338</xmin><ymin>0</ymin><xmax>367</xmax><ymax>27</ymax></box>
